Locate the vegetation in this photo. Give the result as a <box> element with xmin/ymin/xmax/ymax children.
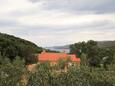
<box><xmin>0</xmin><ymin>33</ymin><xmax>59</xmax><ymax>64</ymax></box>
<box><xmin>0</xmin><ymin>56</ymin><xmax>27</xmax><ymax>86</ymax></box>
<box><xmin>70</xmin><ymin>40</ymin><xmax>115</xmax><ymax>68</ymax></box>
<box><xmin>0</xmin><ymin>32</ymin><xmax>43</xmax><ymax>63</ymax></box>
<box><xmin>0</xmin><ymin>33</ymin><xmax>115</xmax><ymax>86</ymax></box>
<box><xmin>0</xmin><ymin>55</ymin><xmax>115</xmax><ymax>86</ymax></box>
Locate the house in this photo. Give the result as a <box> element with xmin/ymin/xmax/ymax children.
<box><xmin>27</xmin><ymin>50</ymin><xmax>80</xmax><ymax>72</ymax></box>
<box><xmin>38</xmin><ymin>50</ymin><xmax>80</xmax><ymax>69</ymax></box>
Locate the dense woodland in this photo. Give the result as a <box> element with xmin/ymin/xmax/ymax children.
<box><xmin>70</xmin><ymin>40</ymin><xmax>115</xmax><ymax>69</ymax></box>
<box><xmin>0</xmin><ymin>33</ymin><xmax>115</xmax><ymax>86</ymax></box>
<box><xmin>0</xmin><ymin>32</ymin><xmax>43</xmax><ymax>63</ymax></box>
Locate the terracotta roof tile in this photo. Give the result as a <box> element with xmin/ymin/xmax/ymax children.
<box><xmin>38</xmin><ymin>52</ymin><xmax>80</xmax><ymax>62</ymax></box>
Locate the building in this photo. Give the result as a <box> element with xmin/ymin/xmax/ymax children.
<box><xmin>38</xmin><ymin>50</ymin><xmax>80</xmax><ymax>68</ymax></box>
<box><xmin>27</xmin><ymin>50</ymin><xmax>80</xmax><ymax>72</ymax></box>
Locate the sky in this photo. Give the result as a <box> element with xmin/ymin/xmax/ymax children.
<box><xmin>0</xmin><ymin>0</ymin><xmax>115</xmax><ymax>47</ymax></box>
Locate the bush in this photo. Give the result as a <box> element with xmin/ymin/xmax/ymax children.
<box><xmin>0</xmin><ymin>56</ymin><xmax>27</xmax><ymax>86</ymax></box>
<box><xmin>0</xmin><ymin>55</ymin><xmax>115</xmax><ymax>86</ymax></box>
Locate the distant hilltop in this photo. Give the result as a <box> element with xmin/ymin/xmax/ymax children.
<box><xmin>46</xmin><ymin>45</ymin><xmax>70</xmax><ymax>53</ymax></box>
<box><xmin>97</xmin><ymin>41</ymin><xmax>115</xmax><ymax>48</ymax></box>
<box><xmin>46</xmin><ymin>40</ymin><xmax>115</xmax><ymax>53</ymax></box>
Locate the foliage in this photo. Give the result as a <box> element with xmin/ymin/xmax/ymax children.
<box><xmin>0</xmin><ymin>55</ymin><xmax>115</xmax><ymax>86</ymax></box>
<box><xmin>70</xmin><ymin>41</ymin><xmax>87</xmax><ymax>57</ymax></box>
<box><xmin>0</xmin><ymin>34</ymin><xmax>115</xmax><ymax>86</ymax></box>
<box><xmin>28</xmin><ymin>62</ymin><xmax>115</xmax><ymax>86</ymax></box>
<box><xmin>70</xmin><ymin>40</ymin><xmax>115</xmax><ymax>68</ymax></box>
<box><xmin>0</xmin><ymin>56</ymin><xmax>27</xmax><ymax>86</ymax></box>
<box><xmin>0</xmin><ymin>32</ymin><xmax>43</xmax><ymax>63</ymax></box>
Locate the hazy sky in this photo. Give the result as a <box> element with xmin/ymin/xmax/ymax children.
<box><xmin>0</xmin><ymin>0</ymin><xmax>115</xmax><ymax>47</ymax></box>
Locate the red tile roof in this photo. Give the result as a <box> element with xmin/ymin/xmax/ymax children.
<box><xmin>38</xmin><ymin>51</ymin><xmax>80</xmax><ymax>62</ymax></box>
<box><xmin>68</xmin><ymin>55</ymin><xmax>80</xmax><ymax>62</ymax></box>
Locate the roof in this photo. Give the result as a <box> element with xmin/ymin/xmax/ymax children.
<box><xmin>38</xmin><ymin>51</ymin><xmax>80</xmax><ymax>62</ymax></box>
<box><xmin>68</xmin><ymin>55</ymin><xmax>80</xmax><ymax>62</ymax></box>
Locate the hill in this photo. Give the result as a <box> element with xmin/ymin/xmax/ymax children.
<box><xmin>48</xmin><ymin>41</ymin><xmax>115</xmax><ymax>53</ymax></box>
<box><xmin>97</xmin><ymin>41</ymin><xmax>115</xmax><ymax>48</ymax></box>
<box><xmin>0</xmin><ymin>32</ymin><xmax>43</xmax><ymax>63</ymax></box>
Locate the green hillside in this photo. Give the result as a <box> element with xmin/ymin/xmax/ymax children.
<box><xmin>0</xmin><ymin>32</ymin><xmax>43</xmax><ymax>63</ymax></box>
<box><xmin>97</xmin><ymin>41</ymin><xmax>115</xmax><ymax>48</ymax></box>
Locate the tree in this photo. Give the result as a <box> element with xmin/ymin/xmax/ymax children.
<box><xmin>0</xmin><ymin>32</ymin><xmax>43</xmax><ymax>63</ymax></box>
<box><xmin>28</xmin><ymin>61</ymin><xmax>52</xmax><ymax>86</ymax></box>
<box><xmin>70</xmin><ymin>41</ymin><xmax>87</xmax><ymax>58</ymax></box>
<box><xmin>80</xmin><ymin>53</ymin><xmax>88</xmax><ymax>66</ymax></box>
<box><xmin>0</xmin><ymin>56</ymin><xmax>27</xmax><ymax>86</ymax></box>
<box><xmin>70</xmin><ymin>40</ymin><xmax>101</xmax><ymax>67</ymax></box>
